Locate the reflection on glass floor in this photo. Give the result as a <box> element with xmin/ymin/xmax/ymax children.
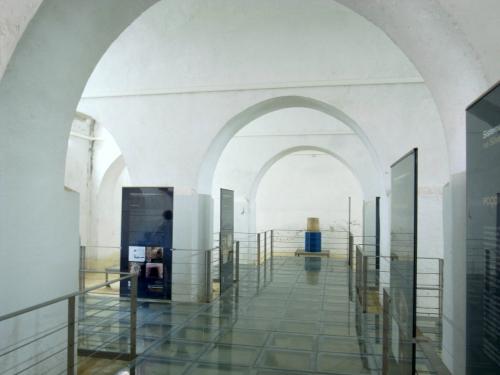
<box><xmin>79</xmin><ymin>256</ymin><xmax>437</xmax><ymax>374</ymax></box>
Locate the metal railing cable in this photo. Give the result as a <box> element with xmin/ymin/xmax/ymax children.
<box><xmin>353</xmin><ymin>244</ymin><xmax>448</xmax><ymax>374</ymax></box>
<box><xmin>0</xmin><ymin>272</ymin><xmax>137</xmax><ymax>375</ymax></box>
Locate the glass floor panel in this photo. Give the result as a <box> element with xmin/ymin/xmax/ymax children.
<box><xmin>216</xmin><ymin>329</ymin><xmax>270</xmax><ymax>347</ymax></box>
<box><xmin>146</xmin><ymin>339</ymin><xmax>207</xmax><ymax>360</ymax></box>
<box><xmin>258</xmin><ymin>348</ymin><xmax>315</xmax><ymax>371</ymax></box>
<box><xmin>172</xmin><ymin>326</ymin><xmax>220</xmax><ymax>342</ymax></box>
<box><xmin>190</xmin><ymin>362</ymin><xmax>251</xmax><ymax>375</ymax></box>
<box><xmin>79</xmin><ymin>255</ymin><xmax>428</xmax><ymax>374</ymax></box>
<box><xmin>130</xmin><ymin>358</ymin><xmax>188</xmax><ymax>375</ymax></box>
<box><xmin>267</xmin><ymin>332</ymin><xmax>315</xmax><ymax>351</ymax></box>
<box><xmin>316</xmin><ymin>352</ymin><xmax>372</xmax><ymax>374</ymax></box>
<box><xmin>200</xmin><ymin>343</ymin><xmax>260</xmax><ymax>366</ymax></box>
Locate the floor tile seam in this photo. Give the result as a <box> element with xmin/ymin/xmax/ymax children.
<box><xmin>78</xmin><ymin>321</ymin><xmax>131</xmax><ymax>332</ymax></box>
<box><xmin>143</xmin><ymin>338</ymin><xmax>213</xmax><ymax>365</ymax></box>
<box><xmin>137</xmin><ymin>322</ymin><xmax>193</xmax><ymax>356</ymax></box>
<box><xmin>171</xmin><ymin>301</ymin><xmax>216</xmax><ymax>326</ymax></box>
<box><xmin>79</xmin><ymin>296</ymin><xmax>118</xmax><ymax>305</ymax></box>
<box><xmin>77</xmin><ymin>329</ymin><xmax>127</xmax><ymax>341</ymax></box>
<box><xmin>186</xmin><ymin>334</ymin><xmax>241</xmax><ymax>374</ymax></box>
<box><xmin>250</xmin><ymin>328</ymin><xmax>276</xmax><ymax>368</ymax></box>
<box><xmin>78</xmin><ymin>312</ymin><xmax>125</xmax><ymax>327</ymax></box>
<box><xmin>81</xmin><ymin>327</ymin><xmax>135</xmax><ymax>338</ymax></box>
<box><xmin>137</xmin><ymin>323</ymin><xmax>183</xmax><ymax>340</ymax></box>
<box><xmin>133</xmin><ymin>310</ymin><xmax>164</xmax><ymax>324</ymax></box>
<box><xmin>78</xmin><ymin>309</ymin><xmax>128</xmax><ymax>321</ymax></box>
<box><xmin>252</xmin><ymin>347</ymin><xmax>317</xmax><ymax>373</ymax></box>
<box><xmin>135</xmin><ymin>356</ymin><xmax>196</xmax><ymax>375</ymax></box>
<box><xmin>74</xmin><ymin>354</ymin><xmax>122</xmax><ymax>374</ymax></box>
<box><xmin>80</xmin><ymin>298</ymin><xmax>126</xmax><ymax>307</ymax></box>
<box><xmin>168</xmin><ymin>323</ymin><xmax>223</xmax><ymax>343</ymax></box>
<box><xmin>212</xmin><ymin>337</ymin><xmax>271</xmax><ymax>350</ymax></box>
<box><xmin>78</xmin><ymin>330</ymin><xmax>130</xmax><ymax>356</ymax></box>
<box><xmin>358</xmin><ymin>333</ymin><xmax>384</xmax><ymax>372</ymax></box>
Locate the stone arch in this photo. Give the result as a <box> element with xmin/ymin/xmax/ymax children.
<box><xmin>197</xmin><ymin>95</ymin><xmax>383</xmax><ymax>194</ymax></box>
<box><xmin>248</xmin><ymin>145</ymin><xmax>367</xmax><ymax>204</ymax></box>
<box><xmin>97</xmin><ymin>154</ymin><xmax>127</xmax><ymax>195</ymax></box>
<box><xmin>244</xmin><ymin>145</ymin><xmax>381</xmax><ymax>236</ymax></box>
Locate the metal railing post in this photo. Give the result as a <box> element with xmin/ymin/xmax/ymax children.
<box><xmin>218</xmin><ymin>233</ymin><xmax>223</xmax><ymax>292</ymax></box>
<box><xmin>257</xmin><ymin>233</ymin><xmax>261</xmax><ymax>266</ymax></box>
<box><xmin>67</xmin><ymin>296</ymin><xmax>76</xmax><ymax>375</ymax></box>
<box><xmin>348</xmin><ymin>256</ymin><xmax>353</xmax><ymax>302</ymax></box>
<box><xmin>355</xmin><ymin>246</ymin><xmax>361</xmax><ymax>304</ymax></box>
<box><xmin>270</xmin><ymin>230</ymin><xmax>274</xmax><ymax>277</ymax></box>
<box><xmin>264</xmin><ymin>231</ymin><xmax>267</xmax><ymax>266</ymax></box>
<box><xmin>382</xmin><ymin>289</ymin><xmax>390</xmax><ymax>375</ymax></box>
<box><xmin>362</xmin><ymin>255</ymin><xmax>368</xmax><ymax>313</ymax></box>
<box><xmin>205</xmin><ymin>249</ymin><xmax>212</xmax><ymax>303</ymax></box>
<box><xmin>348</xmin><ymin>233</ymin><xmax>353</xmax><ymax>267</ymax></box>
<box><xmin>270</xmin><ymin>230</ymin><xmax>274</xmax><ymax>259</ymax></box>
<box><xmin>264</xmin><ymin>232</ymin><xmax>268</xmax><ymax>281</ymax></box>
<box><xmin>130</xmin><ymin>274</ymin><xmax>137</xmax><ymax>359</ymax></box>
<box><xmin>438</xmin><ymin>259</ymin><xmax>444</xmax><ymax>326</ymax></box>
<box><xmin>79</xmin><ymin>245</ymin><xmax>86</xmax><ymax>291</ymax></box>
<box><xmin>235</xmin><ymin>241</ymin><xmax>240</xmax><ymax>282</ymax></box>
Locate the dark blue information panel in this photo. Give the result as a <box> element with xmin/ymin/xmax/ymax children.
<box><xmin>219</xmin><ymin>189</ymin><xmax>234</xmax><ymax>294</ymax></box>
<box><xmin>466</xmin><ymin>83</ymin><xmax>500</xmax><ymax>374</ymax></box>
<box><xmin>120</xmin><ymin>187</ymin><xmax>173</xmax><ymax>299</ymax></box>
<box><xmin>386</xmin><ymin>149</ymin><xmax>418</xmax><ymax>375</ymax></box>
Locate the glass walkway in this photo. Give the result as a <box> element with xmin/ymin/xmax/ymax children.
<box><xmin>78</xmin><ymin>255</ymin><xmax>389</xmax><ymax>374</ymax></box>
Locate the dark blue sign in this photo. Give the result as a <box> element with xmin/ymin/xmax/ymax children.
<box><xmin>120</xmin><ymin>187</ymin><xmax>173</xmax><ymax>299</ymax></box>
<box><xmin>466</xmin><ymin>83</ymin><xmax>500</xmax><ymax>374</ymax></box>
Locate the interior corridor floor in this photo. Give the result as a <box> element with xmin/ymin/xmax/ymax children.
<box><xmin>78</xmin><ymin>256</ymin><xmax>385</xmax><ymax>374</ymax></box>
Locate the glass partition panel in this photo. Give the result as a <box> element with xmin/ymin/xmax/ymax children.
<box><xmin>219</xmin><ymin>189</ymin><xmax>234</xmax><ymax>294</ymax></box>
<box><xmin>363</xmin><ymin>197</ymin><xmax>381</xmax><ymax>285</ymax></box>
<box><xmin>466</xmin><ymin>83</ymin><xmax>500</xmax><ymax>374</ymax></box>
<box><xmin>386</xmin><ymin>149</ymin><xmax>418</xmax><ymax>374</ymax></box>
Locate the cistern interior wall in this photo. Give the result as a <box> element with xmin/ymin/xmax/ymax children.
<box><xmin>75</xmin><ymin>0</ymin><xmax>450</xmax><ymax>257</ymax></box>
<box><xmin>2</xmin><ymin>0</ymin><xmax>500</xmax><ymax>374</ymax></box>
<box><xmin>254</xmin><ymin>151</ymin><xmax>363</xmax><ymax>234</ymax></box>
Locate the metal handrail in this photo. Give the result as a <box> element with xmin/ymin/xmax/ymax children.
<box><xmin>354</xmin><ymin>242</ymin><xmax>445</xmax><ymax>372</ymax></box>
<box><xmin>0</xmin><ymin>274</ymin><xmax>133</xmax><ymax>323</ymax></box>
<box><xmin>0</xmin><ymin>272</ymin><xmax>137</xmax><ymax>375</ymax></box>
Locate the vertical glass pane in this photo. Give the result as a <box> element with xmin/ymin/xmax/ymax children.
<box><xmin>363</xmin><ymin>197</ymin><xmax>380</xmax><ymax>285</ymax></box>
<box><xmin>220</xmin><ymin>189</ymin><xmax>234</xmax><ymax>293</ymax></box>
<box><xmin>466</xmin><ymin>84</ymin><xmax>500</xmax><ymax>374</ymax></box>
<box><xmin>387</xmin><ymin>149</ymin><xmax>417</xmax><ymax>374</ymax></box>
<box><xmin>363</xmin><ymin>200</ymin><xmax>377</xmax><ymax>252</ymax></box>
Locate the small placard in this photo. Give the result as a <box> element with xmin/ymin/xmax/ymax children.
<box><xmin>129</xmin><ymin>246</ymin><xmax>146</xmax><ymax>262</ymax></box>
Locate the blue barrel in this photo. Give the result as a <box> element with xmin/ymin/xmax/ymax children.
<box><xmin>305</xmin><ymin>232</ymin><xmax>321</xmax><ymax>252</ymax></box>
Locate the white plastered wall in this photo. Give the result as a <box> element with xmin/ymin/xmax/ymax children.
<box><xmin>0</xmin><ymin>0</ymin><xmax>159</xmax><ymax>372</ymax></box>
<box><xmin>64</xmin><ymin>117</ymin><xmax>94</xmax><ymax>246</ymax></box>
<box><xmin>255</xmin><ymin>151</ymin><xmax>363</xmax><ymax>234</ymax></box>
